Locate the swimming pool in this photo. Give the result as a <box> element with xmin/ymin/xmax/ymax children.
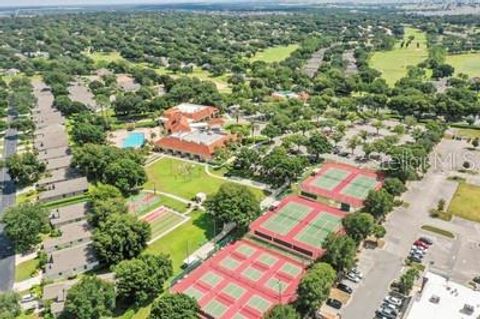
<box><xmin>122</xmin><ymin>132</ymin><xmax>145</xmax><ymax>149</ymax></box>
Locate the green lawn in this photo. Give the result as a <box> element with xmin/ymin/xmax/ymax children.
<box><xmin>446</xmin><ymin>52</ymin><xmax>480</xmax><ymax>78</ymax></box>
<box><xmin>144</xmin><ymin>157</ymin><xmax>266</xmax><ymax>201</ymax></box>
<box><xmin>128</xmin><ymin>192</ymin><xmax>189</xmax><ymax>216</ymax></box>
<box><xmin>154</xmin><ymin>66</ymin><xmax>231</xmax><ymax>93</ymax></box>
<box><xmin>370</xmin><ymin>27</ymin><xmax>428</xmax><ymax>86</ymax></box>
<box><xmin>421</xmin><ymin>225</ymin><xmax>455</xmax><ymax>239</ymax></box>
<box><xmin>145</xmin><ymin>210</ymin><xmax>216</xmax><ymax>273</ymax></box>
<box><xmin>85</xmin><ymin>51</ymin><xmax>129</xmax><ymax>67</ymax></box>
<box><xmin>455</xmin><ymin>128</ymin><xmax>480</xmax><ymax>139</ymax></box>
<box><xmin>15</xmin><ymin>258</ymin><xmax>40</xmax><ymax>282</ymax></box>
<box><xmin>249</xmin><ymin>44</ymin><xmax>299</xmax><ymax>63</ymax></box>
<box><xmin>448</xmin><ymin>182</ymin><xmax>480</xmax><ymax>222</ymax></box>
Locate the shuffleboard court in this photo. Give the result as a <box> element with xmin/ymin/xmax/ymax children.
<box><xmin>301</xmin><ymin>161</ymin><xmax>383</xmax><ymax>208</ymax></box>
<box><xmin>172</xmin><ymin>239</ymin><xmax>305</xmax><ymax>319</ymax></box>
<box><xmin>140</xmin><ymin>206</ymin><xmax>188</xmax><ymax>241</ymax></box>
<box><xmin>250</xmin><ymin>195</ymin><xmax>346</xmax><ymax>259</ymax></box>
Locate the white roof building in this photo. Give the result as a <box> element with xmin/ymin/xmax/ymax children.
<box><xmin>406</xmin><ymin>272</ymin><xmax>480</xmax><ymax>319</ymax></box>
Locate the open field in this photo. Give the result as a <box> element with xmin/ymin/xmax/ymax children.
<box><xmin>85</xmin><ymin>51</ymin><xmax>128</xmax><ymax>67</ymax></box>
<box><xmin>447</xmin><ymin>182</ymin><xmax>480</xmax><ymax>222</ymax></box>
<box><xmin>446</xmin><ymin>52</ymin><xmax>480</xmax><ymax>78</ymax></box>
<box><xmin>15</xmin><ymin>258</ymin><xmax>39</xmax><ymax>282</ymax></box>
<box><xmin>249</xmin><ymin>44</ymin><xmax>299</xmax><ymax>63</ymax></box>
<box><xmin>141</xmin><ymin>206</ymin><xmax>188</xmax><ymax>240</ymax></box>
<box><xmin>154</xmin><ymin>66</ymin><xmax>231</xmax><ymax>93</ymax></box>
<box><xmin>370</xmin><ymin>27</ymin><xmax>428</xmax><ymax>86</ymax></box>
<box><xmin>144</xmin><ymin>157</ymin><xmax>267</xmax><ymax>200</ymax></box>
<box><xmin>146</xmin><ymin>210</ymin><xmax>216</xmax><ymax>273</ymax></box>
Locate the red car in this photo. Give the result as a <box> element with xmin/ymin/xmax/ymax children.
<box><xmin>414</xmin><ymin>240</ymin><xmax>429</xmax><ymax>249</ymax></box>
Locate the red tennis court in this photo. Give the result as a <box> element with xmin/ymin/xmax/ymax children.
<box><xmin>250</xmin><ymin>195</ymin><xmax>346</xmax><ymax>259</ymax></box>
<box><xmin>301</xmin><ymin>161</ymin><xmax>383</xmax><ymax>209</ymax></box>
<box><xmin>171</xmin><ymin>239</ymin><xmax>305</xmax><ymax>319</ymax></box>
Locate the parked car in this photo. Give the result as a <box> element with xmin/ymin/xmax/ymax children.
<box><xmin>419</xmin><ymin>237</ymin><xmax>433</xmax><ymax>245</ymax></box>
<box><xmin>379</xmin><ymin>306</ymin><xmax>398</xmax><ymax>317</ymax></box>
<box><xmin>375</xmin><ymin>309</ymin><xmax>396</xmax><ymax>319</ymax></box>
<box><xmin>410</xmin><ymin>248</ymin><xmax>425</xmax><ymax>256</ymax></box>
<box><xmin>346</xmin><ymin>272</ymin><xmax>361</xmax><ymax>283</ymax></box>
<box><xmin>326</xmin><ymin>298</ymin><xmax>343</xmax><ymax>309</ymax></box>
<box><xmin>408</xmin><ymin>255</ymin><xmax>422</xmax><ymax>263</ymax></box>
<box><xmin>350</xmin><ymin>267</ymin><xmax>363</xmax><ymax>278</ymax></box>
<box><xmin>412</xmin><ymin>244</ymin><xmax>427</xmax><ymax>252</ymax></box>
<box><xmin>414</xmin><ymin>240</ymin><xmax>429</xmax><ymax>249</ymax></box>
<box><xmin>385</xmin><ymin>295</ymin><xmax>402</xmax><ymax>307</ymax></box>
<box><xmin>337</xmin><ymin>283</ymin><xmax>353</xmax><ymax>294</ymax></box>
<box><xmin>381</xmin><ymin>302</ymin><xmax>398</xmax><ymax>311</ymax></box>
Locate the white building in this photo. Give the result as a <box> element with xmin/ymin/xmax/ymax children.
<box><xmin>406</xmin><ymin>272</ymin><xmax>480</xmax><ymax>319</ymax></box>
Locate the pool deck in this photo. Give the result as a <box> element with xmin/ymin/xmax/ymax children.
<box><xmin>108</xmin><ymin>128</ymin><xmax>159</xmax><ymax>148</ymax></box>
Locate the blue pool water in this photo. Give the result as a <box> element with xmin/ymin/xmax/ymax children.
<box><xmin>122</xmin><ymin>132</ymin><xmax>145</xmax><ymax>148</ymax></box>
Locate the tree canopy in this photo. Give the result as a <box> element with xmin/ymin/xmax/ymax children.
<box><xmin>149</xmin><ymin>293</ymin><xmax>199</xmax><ymax>319</ymax></box>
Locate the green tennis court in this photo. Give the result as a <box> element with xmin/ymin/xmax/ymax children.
<box><xmin>260</xmin><ymin>202</ymin><xmax>313</xmax><ymax>235</ymax></box>
<box><xmin>220</xmin><ymin>256</ymin><xmax>241</xmax><ymax>270</ymax></box>
<box><xmin>312</xmin><ymin>168</ymin><xmax>350</xmax><ymax>190</ymax></box>
<box><xmin>258</xmin><ymin>254</ymin><xmax>278</xmax><ymax>267</ymax></box>
<box><xmin>204</xmin><ymin>299</ymin><xmax>229</xmax><ymax>318</ymax></box>
<box><xmin>341</xmin><ymin>175</ymin><xmax>378</xmax><ymax>199</ymax></box>
<box><xmin>185</xmin><ymin>286</ymin><xmax>205</xmax><ymax>301</ymax></box>
<box><xmin>200</xmin><ymin>272</ymin><xmax>223</xmax><ymax>287</ymax></box>
<box><xmin>222</xmin><ymin>283</ymin><xmax>246</xmax><ymax>299</ymax></box>
<box><xmin>265</xmin><ymin>278</ymin><xmax>288</xmax><ymax>293</ymax></box>
<box><xmin>242</xmin><ymin>266</ymin><xmax>265</xmax><ymax>281</ymax></box>
<box><xmin>281</xmin><ymin>263</ymin><xmax>303</xmax><ymax>277</ymax></box>
<box><xmin>247</xmin><ymin>295</ymin><xmax>272</xmax><ymax>313</ymax></box>
<box><xmin>294</xmin><ymin>214</ymin><xmax>342</xmax><ymax>247</ymax></box>
<box><xmin>236</xmin><ymin>244</ymin><xmax>256</xmax><ymax>257</ymax></box>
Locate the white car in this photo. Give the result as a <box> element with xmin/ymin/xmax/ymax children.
<box><xmin>384</xmin><ymin>295</ymin><xmax>402</xmax><ymax>307</ymax></box>
<box><xmin>346</xmin><ymin>272</ymin><xmax>361</xmax><ymax>283</ymax></box>
<box><xmin>350</xmin><ymin>267</ymin><xmax>363</xmax><ymax>278</ymax></box>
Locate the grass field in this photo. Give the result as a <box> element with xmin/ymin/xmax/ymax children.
<box><xmin>455</xmin><ymin>128</ymin><xmax>480</xmax><ymax>139</ymax></box>
<box><xmin>144</xmin><ymin>157</ymin><xmax>266</xmax><ymax>200</ymax></box>
<box><xmin>15</xmin><ymin>258</ymin><xmax>39</xmax><ymax>282</ymax></box>
<box><xmin>85</xmin><ymin>51</ymin><xmax>128</xmax><ymax>67</ymax></box>
<box><xmin>421</xmin><ymin>225</ymin><xmax>455</xmax><ymax>239</ymax></box>
<box><xmin>154</xmin><ymin>66</ymin><xmax>231</xmax><ymax>93</ymax></box>
<box><xmin>370</xmin><ymin>27</ymin><xmax>428</xmax><ymax>86</ymax></box>
<box><xmin>448</xmin><ymin>182</ymin><xmax>480</xmax><ymax>222</ymax></box>
<box><xmin>128</xmin><ymin>192</ymin><xmax>189</xmax><ymax>216</ymax></box>
<box><xmin>146</xmin><ymin>210</ymin><xmax>216</xmax><ymax>273</ymax></box>
<box><xmin>142</xmin><ymin>207</ymin><xmax>188</xmax><ymax>240</ymax></box>
<box><xmin>446</xmin><ymin>53</ymin><xmax>480</xmax><ymax>78</ymax></box>
<box><xmin>249</xmin><ymin>44</ymin><xmax>299</xmax><ymax>63</ymax></box>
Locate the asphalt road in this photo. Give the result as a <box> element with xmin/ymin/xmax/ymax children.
<box><xmin>0</xmin><ymin>111</ymin><xmax>18</xmax><ymax>292</ymax></box>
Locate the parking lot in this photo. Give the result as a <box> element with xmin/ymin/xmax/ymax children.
<box><xmin>341</xmin><ymin>138</ymin><xmax>480</xmax><ymax>319</ymax></box>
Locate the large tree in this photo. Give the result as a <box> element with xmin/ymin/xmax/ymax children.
<box><xmin>205</xmin><ymin>183</ymin><xmax>260</xmax><ymax>230</ymax></box>
<box><xmin>306</xmin><ymin>132</ymin><xmax>332</xmax><ymax>162</ymax></box>
<box><xmin>149</xmin><ymin>293</ymin><xmax>199</xmax><ymax>319</ymax></box>
<box><xmin>322</xmin><ymin>234</ymin><xmax>357</xmax><ymax>272</ymax></box>
<box><xmin>2</xmin><ymin>203</ymin><xmax>50</xmax><ymax>253</ymax></box>
<box><xmin>263</xmin><ymin>304</ymin><xmax>300</xmax><ymax>319</ymax></box>
<box><xmin>72</xmin><ymin>122</ymin><xmax>106</xmax><ymax>145</ymax></box>
<box><xmin>61</xmin><ymin>276</ymin><xmax>115</xmax><ymax>319</ymax></box>
<box><xmin>342</xmin><ymin>212</ymin><xmax>375</xmax><ymax>242</ymax></box>
<box><xmin>296</xmin><ymin>262</ymin><xmax>336</xmax><ymax>316</ymax></box>
<box><xmin>104</xmin><ymin>158</ymin><xmax>147</xmax><ymax>195</ymax></box>
<box><xmin>93</xmin><ymin>214</ymin><xmax>151</xmax><ymax>265</ymax></box>
<box><xmin>5</xmin><ymin>152</ymin><xmax>46</xmax><ymax>187</ymax></box>
<box><xmin>0</xmin><ymin>292</ymin><xmax>20</xmax><ymax>319</ymax></box>
<box><xmin>363</xmin><ymin>189</ymin><xmax>394</xmax><ymax>219</ymax></box>
<box><xmin>114</xmin><ymin>254</ymin><xmax>173</xmax><ymax>306</ymax></box>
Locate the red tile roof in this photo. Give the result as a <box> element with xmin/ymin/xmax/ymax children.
<box><xmin>164</xmin><ymin>104</ymin><xmax>219</xmax><ymax>122</ymax></box>
<box><xmin>155</xmin><ymin>132</ymin><xmax>232</xmax><ymax>159</ymax></box>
